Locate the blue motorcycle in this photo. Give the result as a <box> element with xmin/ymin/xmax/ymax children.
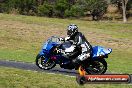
<box><xmin>36</xmin><ymin>36</ymin><xmax>112</xmax><ymax>74</ymax></box>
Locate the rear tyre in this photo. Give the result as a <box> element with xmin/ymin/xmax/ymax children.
<box><xmin>85</xmin><ymin>59</ymin><xmax>107</xmax><ymax>74</ymax></box>
<box><xmin>36</xmin><ymin>54</ymin><xmax>56</xmax><ymax>70</ymax></box>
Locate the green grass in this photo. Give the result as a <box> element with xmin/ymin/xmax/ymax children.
<box><xmin>0</xmin><ymin>67</ymin><xmax>131</xmax><ymax>88</ymax></box>
<box><xmin>107</xmin><ymin>50</ymin><xmax>132</xmax><ymax>73</ymax></box>
<box><xmin>0</xmin><ymin>49</ymin><xmax>35</xmax><ymax>62</ymax></box>
<box><xmin>0</xmin><ymin>13</ymin><xmax>132</xmax><ymax>74</ymax></box>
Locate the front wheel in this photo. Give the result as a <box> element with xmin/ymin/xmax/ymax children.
<box><xmin>36</xmin><ymin>54</ymin><xmax>56</xmax><ymax>70</ymax></box>
<box><xmin>85</xmin><ymin>59</ymin><xmax>107</xmax><ymax>74</ymax></box>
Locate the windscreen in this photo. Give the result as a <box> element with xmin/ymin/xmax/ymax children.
<box><xmin>42</xmin><ymin>36</ymin><xmax>60</xmax><ymax>50</ymax></box>
<box><xmin>50</xmin><ymin>36</ymin><xmax>60</xmax><ymax>43</ymax></box>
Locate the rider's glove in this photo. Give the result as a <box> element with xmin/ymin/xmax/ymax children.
<box><xmin>59</xmin><ymin>37</ymin><xmax>64</xmax><ymax>41</ymax></box>
<box><xmin>65</xmin><ymin>36</ymin><xmax>70</xmax><ymax>41</ymax></box>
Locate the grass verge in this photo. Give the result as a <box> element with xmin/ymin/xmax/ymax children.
<box><xmin>0</xmin><ymin>67</ymin><xmax>131</xmax><ymax>88</ymax></box>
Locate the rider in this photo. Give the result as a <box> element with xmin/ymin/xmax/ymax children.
<box><xmin>60</xmin><ymin>24</ymin><xmax>92</xmax><ymax>67</ymax></box>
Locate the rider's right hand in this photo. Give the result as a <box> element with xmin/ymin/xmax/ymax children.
<box><xmin>59</xmin><ymin>37</ymin><xmax>64</xmax><ymax>41</ymax></box>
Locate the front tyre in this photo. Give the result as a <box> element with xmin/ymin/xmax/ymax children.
<box><xmin>85</xmin><ymin>59</ymin><xmax>107</xmax><ymax>74</ymax></box>
<box><xmin>36</xmin><ymin>54</ymin><xmax>56</xmax><ymax>70</ymax></box>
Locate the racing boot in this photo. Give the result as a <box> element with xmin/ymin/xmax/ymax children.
<box><xmin>72</xmin><ymin>58</ymin><xmax>82</xmax><ymax>70</ymax></box>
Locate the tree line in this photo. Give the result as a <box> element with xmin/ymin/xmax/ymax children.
<box><xmin>0</xmin><ymin>0</ymin><xmax>132</xmax><ymax>22</ymax></box>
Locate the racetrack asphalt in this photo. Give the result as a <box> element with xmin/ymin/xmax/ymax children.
<box><xmin>0</xmin><ymin>60</ymin><xmax>78</xmax><ymax>76</ymax></box>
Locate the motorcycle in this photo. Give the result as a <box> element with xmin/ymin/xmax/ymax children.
<box><xmin>36</xmin><ymin>36</ymin><xmax>112</xmax><ymax>74</ymax></box>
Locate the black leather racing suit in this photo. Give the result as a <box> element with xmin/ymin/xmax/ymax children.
<box><xmin>66</xmin><ymin>32</ymin><xmax>92</xmax><ymax>61</ymax></box>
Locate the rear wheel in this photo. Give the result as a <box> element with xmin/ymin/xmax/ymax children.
<box><xmin>36</xmin><ymin>54</ymin><xmax>56</xmax><ymax>70</ymax></box>
<box><xmin>85</xmin><ymin>59</ymin><xmax>107</xmax><ymax>74</ymax></box>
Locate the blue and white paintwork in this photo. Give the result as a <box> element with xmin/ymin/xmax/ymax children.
<box><xmin>38</xmin><ymin>36</ymin><xmax>112</xmax><ymax>63</ymax></box>
<box><xmin>92</xmin><ymin>46</ymin><xmax>112</xmax><ymax>59</ymax></box>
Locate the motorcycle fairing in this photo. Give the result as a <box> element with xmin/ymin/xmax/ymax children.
<box><xmin>92</xmin><ymin>46</ymin><xmax>112</xmax><ymax>59</ymax></box>
<box><xmin>39</xmin><ymin>39</ymin><xmax>59</xmax><ymax>63</ymax></box>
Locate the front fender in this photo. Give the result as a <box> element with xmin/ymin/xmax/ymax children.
<box><xmin>39</xmin><ymin>50</ymin><xmax>44</xmax><ymax>56</ymax></box>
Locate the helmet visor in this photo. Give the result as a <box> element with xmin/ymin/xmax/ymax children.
<box><xmin>67</xmin><ymin>29</ymin><xmax>72</xmax><ymax>36</ymax></box>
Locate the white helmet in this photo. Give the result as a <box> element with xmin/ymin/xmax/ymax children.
<box><xmin>67</xmin><ymin>24</ymin><xmax>78</xmax><ymax>36</ymax></box>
